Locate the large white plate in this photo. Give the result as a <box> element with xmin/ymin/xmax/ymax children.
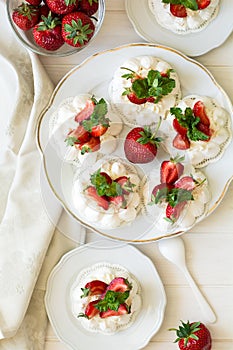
<box><xmin>45</xmin><ymin>242</ymin><xmax>166</xmax><ymax>350</ymax></box>
<box><xmin>125</xmin><ymin>0</ymin><xmax>233</xmax><ymax>57</ymax></box>
<box><xmin>37</xmin><ymin>43</ymin><xmax>233</xmax><ymax>243</ymax></box>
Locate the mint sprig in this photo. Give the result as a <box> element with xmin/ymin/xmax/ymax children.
<box><xmin>90</xmin><ymin>169</ymin><xmax>123</xmax><ymax>197</ymax></box>
<box><xmin>162</xmin><ymin>0</ymin><xmax>198</xmax><ymax>11</ymax></box>
<box><xmin>82</xmin><ymin>98</ymin><xmax>109</xmax><ymax>132</ymax></box>
<box><xmin>121</xmin><ymin>68</ymin><xmax>176</xmax><ymax>103</ymax></box>
<box><xmin>95</xmin><ymin>290</ymin><xmax>130</xmax><ymax>312</ymax></box>
<box><xmin>170</xmin><ymin>107</ymin><xmax>209</xmax><ymax>141</ymax></box>
<box><xmin>151</xmin><ymin>187</ymin><xmax>194</xmax><ymax>207</ymax></box>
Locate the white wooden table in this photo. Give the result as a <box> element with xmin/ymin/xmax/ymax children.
<box><xmin>41</xmin><ymin>1</ymin><xmax>233</xmax><ymax>349</ymax></box>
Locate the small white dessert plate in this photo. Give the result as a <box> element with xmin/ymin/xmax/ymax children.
<box><xmin>37</xmin><ymin>43</ymin><xmax>233</xmax><ymax>242</ymax></box>
<box><xmin>125</xmin><ymin>0</ymin><xmax>233</xmax><ymax>56</ymax></box>
<box><xmin>45</xmin><ymin>241</ymin><xmax>166</xmax><ymax>350</ymax></box>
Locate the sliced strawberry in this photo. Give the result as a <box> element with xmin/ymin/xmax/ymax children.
<box><xmin>79</xmin><ymin>136</ymin><xmax>100</xmax><ymax>154</ymax></box>
<box><xmin>193</xmin><ymin>101</ymin><xmax>210</xmax><ymax>126</ymax></box>
<box><xmin>106</xmin><ymin>277</ymin><xmax>132</xmax><ymax>293</ymax></box>
<box><xmin>99</xmin><ymin>172</ymin><xmax>112</xmax><ymax>184</ymax></box>
<box><xmin>78</xmin><ymin>300</ymin><xmax>99</xmax><ymax>319</ymax></box>
<box><xmin>115</xmin><ymin>176</ymin><xmax>130</xmax><ymax>194</ymax></box>
<box><xmin>152</xmin><ymin>183</ymin><xmax>171</xmax><ymax>198</ymax></box>
<box><xmin>146</xmin><ymin>96</ymin><xmax>155</xmax><ymax>103</ymax></box>
<box><xmin>196</xmin><ymin>0</ymin><xmax>211</xmax><ymax>9</ymax></box>
<box><xmin>160</xmin><ymin>158</ymin><xmax>184</xmax><ymax>185</ymax></box>
<box><xmin>197</xmin><ymin>122</ymin><xmax>212</xmax><ymax>140</ymax></box>
<box><xmin>99</xmin><ymin>303</ymin><xmax>130</xmax><ymax>319</ymax></box>
<box><xmin>170</xmin><ymin>4</ymin><xmax>187</xmax><ymax>18</ymax></box>
<box><xmin>67</xmin><ymin>125</ymin><xmax>90</xmax><ymax>144</ymax></box>
<box><xmin>75</xmin><ymin>99</ymin><xmax>95</xmax><ymax>122</ymax></box>
<box><xmin>126</xmin><ymin>92</ymin><xmax>147</xmax><ymax>105</ymax></box>
<box><xmin>86</xmin><ymin>186</ymin><xmax>109</xmax><ymax>210</ymax></box>
<box><xmin>166</xmin><ymin>201</ymin><xmax>187</xmax><ymax>221</ymax></box>
<box><xmin>90</xmin><ymin>124</ymin><xmax>108</xmax><ymax>137</ymax></box>
<box><xmin>173</xmin><ymin>118</ymin><xmax>187</xmax><ymax>137</ymax></box>
<box><xmin>174</xmin><ymin>176</ymin><xmax>195</xmax><ymax>191</ymax></box>
<box><xmin>82</xmin><ymin>280</ymin><xmax>108</xmax><ymax>297</ymax></box>
<box><xmin>173</xmin><ymin>133</ymin><xmax>190</xmax><ymax>150</ymax></box>
<box><xmin>109</xmin><ymin>195</ymin><xmax>127</xmax><ymax>209</ymax></box>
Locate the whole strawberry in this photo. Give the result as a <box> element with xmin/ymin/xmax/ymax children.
<box><xmin>170</xmin><ymin>320</ymin><xmax>212</xmax><ymax>350</ymax></box>
<box><xmin>12</xmin><ymin>2</ymin><xmax>40</xmax><ymax>30</ymax></box>
<box><xmin>78</xmin><ymin>0</ymin><xmax>99</xmax><ymax>16</ymax></box>
<box><xmin>62</xmin><ymin>11</ymin><xmax>95</xmax><ymax>47</ymax></box>
<box><xmin>26</xmin><ymin>0</ymin><xmax>42</xmax><ymax>6</ymax></box>
<box><xmin>46</xmin><ymin>0</ymin><xmax>79</xmax><ymax>15</ymax></box>
<box><xmin>124</xmin><ymin>123</ymin><xmax>162</xmax><ymax>164</ymax></box>
<box><xmin>33</xmin><ymin>12</ymin><xmax>64</xmax><ymax>51</ymax></box>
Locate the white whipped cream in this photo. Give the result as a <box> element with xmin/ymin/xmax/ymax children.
<box><xmin>48</xmin><ymin>93</ymin><xmax>123</xmax><ymax>164</ymax></box>
<box><xmin>72</xmin><ymin>159</ymin><xmax>142</xmax><ymax>229</ymax></box>
<box><xmin>70</xmin><ymin>262</ymin><xmax>142</xmax><ymax>334</ymax></box>
<box><xmin>162</xmin><ymin>95</ymin><xmax>232</xmax><ymax>168</ymax></box>
<box><xmin>109</xmin><ymin>55</ymin><xmax>181</xmax><ymax>126</ymax></box>
<box><xmin>143</xmin><ymin>162</ymin><xmax>211</xmax><ymax>233</ymax></box>
<box><xmin>148</xmin><ymin>0</ymin><xmax>219</xmax><ymax>34</ymax></box>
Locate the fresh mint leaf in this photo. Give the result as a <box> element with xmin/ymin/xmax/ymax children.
<box><xmin>167</xmin><ymin>188</ymin><xmax>194</xmax><ymax>207</ymax></box>
<box><xmin>162</xmin><ymin>0</ymin><xmax>198</xmax><ymax>10</ymax></box>
<box><xmin>95</xmin><ymin>290</ymin><xmax>130</xmax><ymax>312</ymax></box>
<box><xmin>64</xmin><ymin>136</ymin><xmax>78</xmax><ymax>146</ymax></box>
<box><xmin>132</xmin><ymin>78</ymin><xmax>149</xmax><ymax>98</ymax></box>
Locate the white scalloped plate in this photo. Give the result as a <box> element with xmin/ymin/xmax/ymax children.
<box><xmin>125</xmin><ymin>0</ymin><xmax>233</xmax><ymax>56</ymax></box>
<box><xmin>45</xmin><ymin>242</ymin><xmax>166</xmax><ymax>350</ymax></box>
<box><xmin>37</xmin><ymin>43</ymin><xmax>233</xmax><ymax>243</ymax></box>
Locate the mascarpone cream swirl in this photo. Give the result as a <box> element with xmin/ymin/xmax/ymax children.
<box><xmin>70</xmin><ymin>262</ymin><xmax>142</xmax><ymax>334</ymax></box>
<box><xmin>148</xmin><ymin>0</ymin><xmax>219</xmax><ymax>34</ymax></box>
<box><xmin>108</xmin><ymin>55</ymin><xmax>181</xmax><ymax>126</ymax></box>
<box><xmin>163</xmin><ymin>95</ymin><xmax>232</xmax><ymax>168</ymax></box>
<box><xmin>143</xmin><ymin>162</ymin><xmax>211</xmax><ymax>233</ymax></box>
<box><xmin>48</xmin><ymin>93</ymin><xmax>123</xmax><ymax>165</ymax></box>
<box><xmin>72</xmin><ymin>159</ymin><xmax>143</xmax><ymax>229</ymax></box>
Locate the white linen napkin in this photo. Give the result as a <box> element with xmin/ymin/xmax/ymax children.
<box><xmin>0</xmin><ymin>0</ymin><xmax>85</xmax><ymax>347</ymax></box>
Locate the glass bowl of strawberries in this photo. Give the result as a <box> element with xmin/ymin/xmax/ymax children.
<box><xmin>6</xmin><ymin>0</ymin><xmax>105</xmax><ymax>56</ymax></box>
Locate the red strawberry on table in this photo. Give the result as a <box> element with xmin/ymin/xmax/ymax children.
<box><xmin>160</xmin><ymin>156</ymin><xmax>184</xmax><ymax>185</ymax></box>
<box><xmin>46</xmin><ymin>0</ymin><xmax>79</xmax><ymax>15</ymax></box>
<box><xmin>78</xmin><ymin>0</ymin><xmax>99</xmax><ymax>16</ymax></box>
<box><xmin>33</xmin><ymin>12</ymin><xmax>64</xmax><ymax>51</ymax></box>
<box><xmin>169</xmin><ymin>320</ymin><xmax>212</xmax><ymax>350</ymax></box>
<box><xmin>99</xmin><ymin>303</ymin><xmax>130</xmax><ymax>319</ymax></box>
<box><xmin>124</xmin><ymin>123</ymin><xmax>162</xmax><ymax>164</ymax></box>
<box><xmin>12</xmin><ymin>3</ymin><xmax>40</xmax><ymax>30</ymax></box>
<box><xmin>62</xmin><ymin>11</ymin><xmax>95</xmax><ymax>47</ymax></box>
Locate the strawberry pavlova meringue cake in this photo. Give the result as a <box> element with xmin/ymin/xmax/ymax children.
<box><xmin>162</xmin><ymin>95</ymin><xmax>232</xmax><ymax>168</ymax></box>
<box><xmin>72</xmin><ymin>158</ymin><xmax>143</xmax><ymax>229</ymax></box>
<box><xmin>143</xmin><ymin>155</ymin><xmax>211</xmax><ymax>233</ymax></box>
<box><xmin>49</xmin><ymin>93</ymin><xmax>123</xmax><ymax>164</ymax></box>
<box><xmin>148</xmin><ymin>0</ymin><xmax>219</xmax><ymax>34</ymax></box>
<box><xmin>108</xmin><ymin>55</ymin><xmax>181</xmax><ymax>126</ymax></box>
<box><xmin>70</xmin><ymin>262</ymin><xmax>141</xmax><ymax>334</ymax></box>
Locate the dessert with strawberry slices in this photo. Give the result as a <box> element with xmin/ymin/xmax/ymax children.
<box><xmin>144</xmin><ymin>156</ymin><xmax>211</xmax><ymax>232</ymax></box>
<box><xmin>72</xmin><ymin>159</ymin><xmax>142</xmax><ymax>228</ymax></box>
<box><xmin>49</xmin><ymin>93</ymin><xmax>123</xmax><ymax>164</ymax></box>
<box><xmin>70</xmin><ymin>262</ymin><xmax>141</xmax><ymax>334</ymax></box>
<box><xmin>163</xmin><ymin>95</ymin><xmax>232</xmax><ymax>168</ymax></box>
<box><xmin>108</xmin><ymin>55</ymin><xmax>181</xmax><ymax>126</ymax></box>
<box><xmin>148</xmin><ymin>0</ymin><xmax>219</xmax><ymax>34</ymax></box>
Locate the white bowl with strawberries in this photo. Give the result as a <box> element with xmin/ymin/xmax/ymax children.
<box><xmin>6</xmin><ymin>0</ymin><xmax>105</xmax><ymax>56</ymax></box>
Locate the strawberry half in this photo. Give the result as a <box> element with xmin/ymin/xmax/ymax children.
<box><xmin>66</xmin><ymin>125</ymin><xmax>90</xmax><ymax>146</ymax></box>
<box><xmin>99</xmin><ymin>303</ymin><xmax>130</xmax><ymax>319</ymax></box>
<box><xmin>12</xmin><ymin>3</ymin><xmax>40</xmax><ymax>31</ymax></box>
<box><xmin>79</xmin><ymin>136</ymin><xmax>100</xmax><ymax>154</ymax></box>
<box><xmin>78</xmin><ymin>0</ymin><xmax>99</xmax><ymax>16</ymax></box>
<box><xmin>115</xmin><ymin>176</ymin><xmax>132</xmax><ymax>195</ymax></box>
<box><xmin>81</xmin><ymin>280</ymin><xmax>108</xmax><ymax>297</ymax></box>
<box><xmin>124</xmin><ymin>125</ymin><xmax>162</xmax><ymax>164</ymax></box>
<box><xmin>173</xmin><ymin>118</ymin><xmax>187</xmax><ymax>137</ymax></box>
<box><xmin>170</xmin><ymin>4</ymin><xmax>187</xmax><ymax>17</ymax></box>
<box><xmin>106</xmin><ymin>277</ymin><xmax>132</xmax><ymax>293</ymax></box>
<box><xmin>46</xmin><ymin>0</ymin><xmax>79</xmax><ymax>15</ymax></box>
<box><xmin>173</xmin><ymin>133</ymin><xmax>190</xmax><ymax>150</ymax></box>
<box><xmin>174</xmin><ymin>176</ymin><xmax>195</xmax><ymax>191</ymax></box>
<box><xmin>75</xmin><ymin>99</ymin><xmax>95</xmax><ymax>123</ymax></box>
<box><xmin>85</xmin><ymin>186</ymin><xmax>109</xmax><ymax>210</ymax></box>
<box><xmin>193</xmin><ymin>101</ymin><xmax>210</xmax><ymax>126</ymax></box>
<box><xmin>90</xmin><ymin>124</ymin><xmax>108</xmax><ymax>137</ymax></box>
<box><xmin>166</xmin><ymin>201</ymin><xmax>187</xmax><ymax>222</ymax></box>
<box><xmin>160</xmin><ymin>156</ymin><xmax>184</xmax><ymax>185</ymax></box>
<box><xmin>62</xmin><ymin>11</ymin><xmax>95</xmax><ymax>47</ymax></box>
<box><xmin>126</xmin><ymin>92</ymin><xmax>147</xmax><ymax>105</ymax></box>
<box><xmin>33</xmin><ymin>12</ymin><xmax>64</xmax><ymax>51</ymax></box>
<box><xmin>109</xmin><ymin>195</ymin><xmax>127</xmax><ymax>209</ymax></box>
<box><xmin>196</xmin><ymin>0</ymin><xmax>211</xmax><ymax>10</ymax></box>
<box><xmin>78</xmin><ymin>300</ymin><xmax>99</xmax><ymax>319</ymax></box>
